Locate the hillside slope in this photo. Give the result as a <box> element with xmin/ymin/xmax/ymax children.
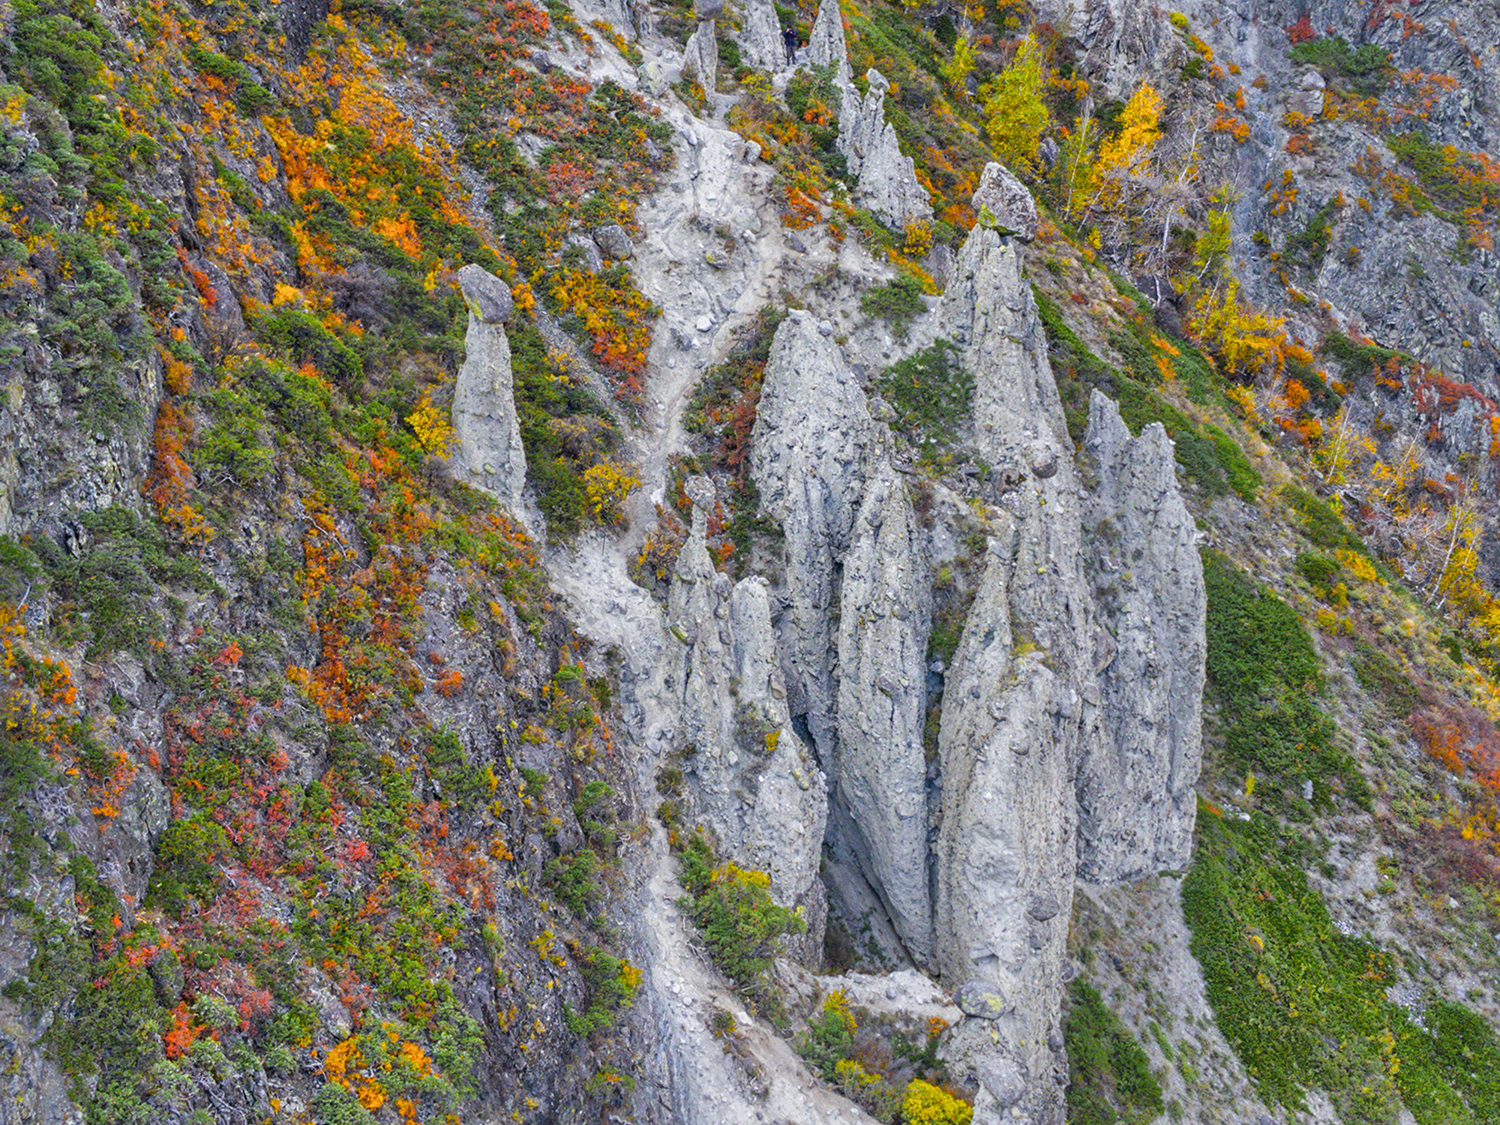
<box><xmin>0</xmin><ymin>0</ymin><xmax>1498</xmax><ymax>1123</ymax></box>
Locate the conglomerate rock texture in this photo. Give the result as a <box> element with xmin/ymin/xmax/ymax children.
<box><xmin>667</xmin><ymin>477</ymin><xmax>829</xmax><ymax>949</ymax></box>
<box><xmin>1079</xmin><ymin>390</ymin><xmax>1206</xmax><ymax>882</ymax></box>
<box><xmin>834</xmin><ymin>451</ymin><xmax>934</xmax><ymax>969</ymax></box>
<box><xmin>749</xmin><ymin>310</ymin><xmax>875</xmax><ymax>779</ymax></box>
<box><xmin>452</xmin><ymin>265</ymin><xmax>528</xmax><ymax>512</ymax></box>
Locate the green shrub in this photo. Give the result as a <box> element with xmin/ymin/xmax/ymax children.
<box><xmin>545</xmin><ymin>848</ymin><xmax>601</xmax><ymax>916</ymax></box>
<box><xmin>1294</xmin><ymin>551</ymin><xmax>1340</xmax><ymax>590</ymax></box>
<box><xmin>1064</xmin><ymin>979</ymin><xmax>1163</xmax><ymax>1125</ymax></box>
<box><xmin>1281</xmin><ymin>485</ymin><xmax>1367</xmax><ymax>555</ymax></box>
<box><xmin>861</xmin><ymin>276</ymin><xmax>927</xmax><ymax>340</ymax></box>
<box><xmin>311</xmin><ymin>1082</ymin><xmax>377</xmax><ymax>1125</ymax></box>
<box><xmin>677</xmin><ymin>832</ymin><xmax>805</xmax><ymax>995</ymax></box>
<box><xmin>1204</xmin><ymin>549</ymin><xmax>1369</xmax><ymax>806</ymax></box>
<box><xmin>1184</xmin><ymin>811</ymin><xmax>1490</xmax><ymax>1122</ymax></box>
<box><xmin>146</xmin><ymin>815</ymin><xmax>232</xmax><ymax>915</ymax></box>
<box><xmin>876</xmin><ymin>340</ymin><xmax>972</xmax><ymax>462</ymax></box>
<box><xmin>565</xmin><ymin>948</ymin><xmax>640</xmax><ymax>1037</ymax></box>
<box><xmin>1289</xmin><ymin>37</ymin><xmax>1393</xmax><ymax>96</ymax></box>
<box><xmin>799</xmin><ymin>991</ymin><xmax>856</xmax><ymax>1081</ymax></box>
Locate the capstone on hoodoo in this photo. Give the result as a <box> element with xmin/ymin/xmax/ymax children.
<box><xmin>451</xmin><ymin>265</ymin><xmax>527</xmax><ymax>513</ymax></box>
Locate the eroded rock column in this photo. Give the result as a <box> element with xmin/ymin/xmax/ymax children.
<box><xmin>668</xmin><ymin>476</ymin><xmax>828</xmax><ymax>952</ymax></box>
<box><xmin>452</xmin><ymin>265</ymin><xmax>527</xmax><ymax>513</ymax></box>
<box><xmin>835</xmin><ymin>453</ymin><xmax>934</xmax><ymax>967</ymax></box>
<box><xmin>750</xmin><ymin>311</ymin><xmax>874</xmax><ymax>779</ymax></box>
<box><xmin>933</xmin><ymin>170</ymin><xmax>1097</xmax><ymax>1125</ymax></box>
<box><xmin>1078</xmin><ymin>390</ymin><xmax>1204</xmax><ymax>881</ymax></box>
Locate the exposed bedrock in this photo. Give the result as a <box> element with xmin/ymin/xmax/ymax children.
<box><xmin>835</xmin><ymin>452</ymin><xmax>934</xmax><ymax>968</ymax></box>
<box><xmin>932</xmin><ymin>190</ymin><xmax>1100</xmax><ymax>1125</ymax></box>
<box><xmin>1079</xmin><ymin>390</ymin><xmax>1206</xmax><ymax>882</ymax></box>
<box><xmin>806</xmin><ymin>0</ymin><xmax>851</xmax><ymax>90</ymax></box>
<box><xmin>668</xmin><ymin>476</ymin><xmax>828</xmax><ymax>952</ymax></box>
<box><xmin>452</xmin><ymin>265</ymin><xmax>527</xmax><ymax>514</ymax></box>
<box><xmin>838</xmin><ymin>70</ymin><xmax>934</xmax><ymax>229</ymax></box>
<box><xmin>737</xmin><ymin>0</ymin><xmax>785</xmax><ymax>73</ymax></box>
<box><xmin>750</xmin><ymin>311</ymin><xmax>875</xmax><ymax>778</ymax></box>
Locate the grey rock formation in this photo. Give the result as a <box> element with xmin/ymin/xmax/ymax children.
<box><xmin>750</xmin><ymin>312</ymin><xmax>874</xmax><ymax>775</ymax></box>
<box><xmin>564</xmin><ymin>232</ymin><xmax>604</xmax><ymax>274</ymax></box>
<box><xmin>835</xmin><ymin>453</ymin><xmax>934</xmax><ymax>966</ymax></box>
<box><xmin>682</xmin><ymin>20</ymin><xmax>717</xmax><ymax>93</ymax></box>
<box><xmin>452</xmin><ymin>266</ymin><xmax>527</xmax><ymax>512</ymax></box>
<box><xmin>972</xmin><ymin>161</ymin><xmax>1038</xmax><ymax>242</ymax></box>
<box><xmin>806</xmin><ymin>0</ymin><xmax>851</xmax><ymax>90</ymax></box>
<box><xmin>668</xmin><ymin>478</ymin><xmax>828</xmax><ymax>947</ymax></box>
<box><xmin>456</xmin><ymin>262</ymin><xmax>514</xmax><ymax>323</ymax></box>
<box><xmin>934</xmin><ymin>208</ymin><xmax>1100</xmax><ymax>1125</ymax></box>
<box><xmin>1078</xmin><ymin>391</ymin><xmax>1204</xmax><ymax>881</ymax></box>
<box><xmin>838</xmin><ymin>70</ymin><xmax>933</xmax><ymax>229</ymax></box>
<box><xmin>592</xmin><ymin>223</ymin><xmax>634</xmax><ymax>260</ymax></box>
<box><xmin>737</xmin><ymin>0</ymin><xmax>785</xmax><ymax>73</ymax></box>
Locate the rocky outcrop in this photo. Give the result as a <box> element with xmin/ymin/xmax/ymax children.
<box><xmin>668</xmin><ymin>477</ymin><xmax>827</xmax><ymax>945</ymax></box>
<box><xmin>737</xmin><ymin>0</ymin><xmax>785</xmax><ymax>73</ymax></box>
<box><xmin>971</xmin><ymin>160</ymin><xmax>1037</xmax><ymax>242</ymax></box>
<box><xmin>682</xmin><ymin>20</ymin><xmax>717</xmax><ymax>93</ymax></box>
<box><xmin>452</xmin><ymin>265</ymin><xmax>527</xmax><ymax>512</ymax></box>
<box><xmin>1078</xmin><ymin>391</ymin><xmax>1204</xmax><ymax>881</ymax></box>
<box><xmin>837</xmin><ymin>70</ymin><xmax>933</xmax><ymax>229</ymax></box>
<box><xmin>806</xmin><ymin>0</ymin><xmax>851</xmax><ymax>90</ymax></box>
<box><xmin>933</xmin><ymin>181</ymin><xmax>1102</xmax><ymax>1125</ymax></box>
<box><xmin>750</xmin><ymin>311</ymin><xmax>875</xmax><ymax>776</ymax></box>
<box><xmin>835</xmin><ymin>453</ymin><xmax>934</xmax><ymax>967</ymax></box>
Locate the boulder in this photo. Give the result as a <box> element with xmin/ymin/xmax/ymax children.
<box><xmin>592</xmin><ymin>223</ymin><xmax>634</xmax><ymax>260</ymax></box>
<box><xmin>456</xmin><ymin>262</ymin><xmax>515</xmax><ymax>323</ymax></box>
<box><xmin>955</xmin><ymin>980</ymin><xmax>1009</xmax><ymax>1019</ymax></box>
<box><xmin>972</xmin><ymin>161</ymin><xmax>1037</xmax><ymax>242</ymax></box>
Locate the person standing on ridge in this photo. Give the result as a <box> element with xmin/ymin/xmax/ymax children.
<box><xmin>782</xmin><ymin>24</ymin><xmax>798</xmax><ymax>66</ymax></box>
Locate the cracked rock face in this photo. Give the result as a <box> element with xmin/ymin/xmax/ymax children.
<box><xmin>668</xmin><ymin>478</ymin><xmax>828</xmax><ymax>953</ymax></box>
<box><xmin>682</xmin><ymin>19</ymin><xmax>717</xmax><ymax>93</ymax></box>
<box><xmin>452</xmin><ymin>265</ymin><xmax>527</xmax><ymax>513</ymax></box>
<box><xmin>751</xmin><ymin>312</ymin><xmax>874</xmax><ymax>776</ymax></box>
<box><xmin>972</xmin><ymin>161</ymin><xmax>1037</xmax><ymax>241</ymax></box>
<box><xmin>835</xmin><ymin>454</ymin><xmax>935</xmax><ymax>968</ymax></box>
<box><xmin>737</xmin><ymin>0</ymin><xmax>785</xmax><ymax>73</ymax></box>
<box><xmin>934</xmin><ymin>219</ymin><xmax>1100</xmax><ymax>1125</ymax></box>
<box><xmin>1078</xmin><ymin>390</ymin><xmax>1204</xmax><ymax>881</ymax></box>
<box><xmin>838</xmin><ymin>69</ymin><xmax>933</xmax><ymax>229</ymax></box>
<box><xmin>806</xmin><ymin>0</ymin><xmax>851</xmax><ymax>90</ymax></box>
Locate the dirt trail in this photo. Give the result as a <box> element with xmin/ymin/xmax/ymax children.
<box><xmin>542</xmin><ymin>24</ymin><xmax>883</xmax><ymax>1125</ymax></box>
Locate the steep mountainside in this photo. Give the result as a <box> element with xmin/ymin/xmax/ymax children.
<box><xmin>1</xmin><ymin>0</ymin><xmax>1498</xmax><ymax>1122</ymax></box>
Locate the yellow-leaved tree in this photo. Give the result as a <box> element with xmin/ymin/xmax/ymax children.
<box><xmin>982</xmin><ymin>35</ymin><xmax>1048</xmax><ymax>175</ymax></box>
<box><xmin>584</xmin><ymin>461</ymin><xmax>640</xmax><ymax>525</ymax></box>
<box><xmin>1097</xmin><ymin>82</ymin><xmax>1163</xmax><ymax>175</ymax></box>
<box><xmin>408</xmin><ymin>392</ymin><xmax>454</xmax><ymax>456</ymax></box>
